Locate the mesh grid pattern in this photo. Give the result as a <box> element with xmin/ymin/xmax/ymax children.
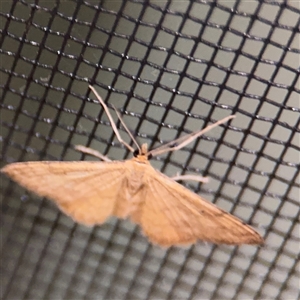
<box><xmin>1</xmin><ymin>1</ymin><xmax>299</xmax><ymax>299</ymax></box>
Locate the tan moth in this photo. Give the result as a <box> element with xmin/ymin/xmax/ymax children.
<box><xmin>1</xmin><ymin>85</ymin><xmax>263</xmax><ymax>246</ymax></box>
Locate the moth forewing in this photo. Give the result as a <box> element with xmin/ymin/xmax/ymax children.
<box><xmin>1</xmin><ymin>161</ymin><xmax>128</xmax><ymax>225</ymax></box>
<box><xmin>131</xmin><ymin>165</ymin><xmax>263</xmax><ymax>246</ymax></box>
<box><xmin>1</xmin><ymin>85</ymin><xmax>264</xmax><ymax>246</ymax></box>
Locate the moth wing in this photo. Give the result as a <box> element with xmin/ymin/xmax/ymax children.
<box><xmin>1</xmin><ymin>161</ymin><xmax>127</xmax><ymax>225</ymax></box>
<box><xmin>132</xmin><ymin>168</ymin><xmax>263</xmax><ymax>246</ymax></box>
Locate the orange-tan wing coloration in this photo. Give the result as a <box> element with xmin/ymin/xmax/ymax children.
<box><xmin>1</xmin><ymin>86</ymin><xmax>264</xmax><ymax>247</ymax></box>
<box><xmin>131</xmin><ymin>167</ymin><xmax>263</xmax><ymax>247</ymax></box>
<box><xmin>1</xmin><ymin>161</ymin><xmax>126</xmax><ymax>225</ymax></box>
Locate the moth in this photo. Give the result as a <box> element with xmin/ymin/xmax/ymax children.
<box><xmin>1</xmin><ymin>85</ymin><xmax>263</xmax><ymax>246</ymax></box>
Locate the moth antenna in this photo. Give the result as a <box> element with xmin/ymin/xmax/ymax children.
<box><xmin>149</xmin><ymin>115</ymin><xmax>236</xmax><ymax>157</ymax></box>
<box><xmin>89</xmin><ymin>85</ymin><xmax>135</xmax><ymax>153</ymax></box>
<box><xmin>111</xmin><ymin>104</ymin><xmax>141</xmax><ymax>153</ymax></box>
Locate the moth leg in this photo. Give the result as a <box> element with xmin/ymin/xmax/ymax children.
<box><xmin>149</xmin><ymin>115</ymin><xmax>235</xmax><ymax>157</ymax></box>
<box><xmin>172</xmin><ymin>174</ymin><xmax>209</xmax><ymax>183</ymax></box>
<box><xmin>75</xmin><ymin>145</ymin><xmax>111</xmax><ymax>162</ymax></box>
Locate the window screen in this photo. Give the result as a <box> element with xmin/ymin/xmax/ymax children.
<box><xmin>1</xmin><ymin>1</ymin><xmax>299</xmax><ymax>299</ymax></box>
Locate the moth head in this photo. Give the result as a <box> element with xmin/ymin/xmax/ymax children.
<box><xmin>141</xmin><ymin>143</ymin><xmax>148</xmax><ymax>155</ymax></box>
<box><xmin>133</xmin><ymin>143</ymin><xmax>152</xmax><ymax>160</ymax></box>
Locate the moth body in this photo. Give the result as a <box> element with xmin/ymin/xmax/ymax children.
<box><xmin>114</xmin><ymin>156</ymin><xmax>150</xmax><ymax>218</ymax></box>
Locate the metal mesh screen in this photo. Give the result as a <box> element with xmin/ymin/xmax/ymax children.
<box><xmin>1</xmin><ymin>1</ymin><xmax>299</xmax><ymax>299</ymax></box>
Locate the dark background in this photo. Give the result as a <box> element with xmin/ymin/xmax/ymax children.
<box><xmin>1</xmin><ymin>1</ymin><xmax>299</xmax><ymax>299</ymax></box>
